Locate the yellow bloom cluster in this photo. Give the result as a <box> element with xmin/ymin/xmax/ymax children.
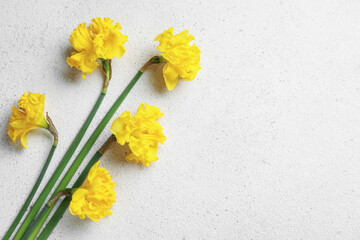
<box><xmin>8</xmin><ymin>92</ymin><xmax>48</xmax><ymax>148</ymax></box>
<box><xmin>110</xmin><ymin>103</ymin><xmax>166</xmax><ymax>166</ymax></box>
<box><xmin>69</xmin><ymin>161</ymin><xmax>116</xmax><ymax>222</ymax></box>
<box><xmin>155</xmin><ymin>27</ymin><xmax>201</xmax><ymax>91</ymax></box>
<box><xmin>67</xmin><ymin>17</ymin><xmax>128</xmax><ymax>79</ymax></box>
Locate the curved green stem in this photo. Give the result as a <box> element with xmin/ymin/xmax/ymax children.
<box><xmin>2</xmin><ymin>142</ymin><xmax>57</xmax><ymax>240</ymax></box>
<box><xmin>13</xmin><ymin>91</ymin><xmax>106</xmax><ymax>240</ymax></box>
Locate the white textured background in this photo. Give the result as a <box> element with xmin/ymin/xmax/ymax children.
<box><xmin>1</xmin><ymin>0</ymin><xmax>360</xmax><ymax>239</ymax></box>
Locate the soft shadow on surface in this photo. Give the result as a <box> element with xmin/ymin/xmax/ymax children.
<box><xmin>148</xmin><ymin>63</ymin><xmax>168</xmax><ymax>94</ymax></box>
<box><xmin>60</xmin><ymin>208</ymin><xmax>92</xmax><ymax>232</ymax></box>
<box><xmin>1</xmin><ymin>128</ymin><xmax>23</xmax><ymax>151</ymax></box>
<box><xmin>106</xmin><ymin>142</ymin><xmax>129</xmax><ymax>163</ymax></box>
<box><xmin>63</xmin><ymin>46</ymin><xmax>81</xmax><ymax>82</ymax></box>
<box><xmin>104</xmin><ymin>140</ymin><xmax>147</xmax><ymax>168</ymax></box>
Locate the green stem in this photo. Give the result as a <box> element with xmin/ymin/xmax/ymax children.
<box><xmin>13</xmin><ymin>91</ymin><xmax>106</xmax><ymax>240</ymax></box>
<box><xmin>2</xmin><ymin>142</ymin><xmax>57</xmax><ymax>240</ymax></box>
<box><xmin>101</xmin><ymin>58</ymin><xmax>111</xmax><ymax>93</ymax></box>
<box><xmin>22</xmin><ymin>189</ymin><xmax>73</xmax><ymax>240</ymax></box>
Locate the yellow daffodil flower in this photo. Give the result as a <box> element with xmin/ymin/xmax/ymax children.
<box><xmin>8</xmin><ymin>92</ymin><xmax>49</xmax><ymax>148</ymax></box>
<box><xmin>69</xmin><ymin>161</ymin><xmax>116</xmax><ymax>222</ymax></box>
<box><xmin>67</xmin><ymin>17</ymin><xmax>128</xmax><ymax>79</ymax></box>
<box><xmin>110</xmin><ymin>103</ymin><xmax>166</xmax><ymax>166</ymax></box>
<box><xmin>154</xmin><ymin>27</ymin><xmax>201</xmax><ymax>91</ymax></box>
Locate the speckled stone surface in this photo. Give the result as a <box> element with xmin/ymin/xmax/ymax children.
<box><xmin>1</xmin><ymin>1</ymin><xmax>360</xmax><ymax>239</ymax></box>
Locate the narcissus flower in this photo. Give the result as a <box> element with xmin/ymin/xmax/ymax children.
<box><xmin>110</xmin><ymin>103</ymin><xmax>166</xmax><ymax>166</ymax></box>
<box><xmin>8</xmin><ymin>92</ymin><xmax>49</xmax><ymax>148</ymax></box>
<box><xmin>154</xmin><ymin>27</ymin><xmax>201</xmax><ymax>91</ymax></box>
<box><xmin>69</xmin><ymin>161</ymin><xmax>116</xmax><ymax>222</ymax></box>
<box><xmin>67</xmin><ymin>17</ymin><xmax>128</xmax><ymax>79</ymax></box>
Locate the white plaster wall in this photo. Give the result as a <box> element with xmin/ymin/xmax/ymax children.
<box><xmin>1</xmin><ymin>0</ymin><xmax>360</xmax><ymax>239</ymax></box>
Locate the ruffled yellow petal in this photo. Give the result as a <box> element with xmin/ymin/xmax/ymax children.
<box><xmin>69</xmin><ymin>23</ymin><xmax>93</xmax><ymax>52</ymax></box>
<box><xmin>8</xmin><ymin>92</ymin><xmax>48</xmax><ymax>148</ymax></box>
<box><xmin>111</xmin><ymin>104</ymin><xmax>166</xmax><ymax>166</ymax></box>
<box><xmin>18</xmin><ymin>92</ymin><xmax>47</xmax><ymax>121</ymax></box>
<box><xmin>69</xmin><ymin>161</ymin><xmax>116</xmax><ymax>222</ymax></box>
<box><xmin>163</xmin><ymin>63</ymin><xmax>179</xmax><ymax>91</ymax></box>
<box><xmin>69</xmin><ymin>188</ymin><xmax>87</xmax><ymax>219</ymax></box>
<box><xmin>20</xmin><ymin>132</ymin><xmax>28</xmax><ymax>149</ymax></box>
<box><xmin>110</xmin><ymin>111</ymin><xmax>133</xmax><ymax>145</ymax></box>
<box><xmin>90</xmin><ymin>17</ymin><xmax>128</xmax><ymax>59</ymax></box>
<box><xmin>155</xmin><ymin>28</ymin><xmax>201</xmax><ymax>90</ymax></box>
<box><xmin>154</xmin><ymin>27</ymin><xmax>174</xmax><ymax>52</ymax></box>
<box><xmin>173</xmin><ymin>30</ymin><xmax>195</xmax><ymax>45</ymax></box>
<box><xmin>127</xmin><ymin>137</ymin><xmax>160</xmax><ymax>166</ymax></box>
<box><xmin>67</xmin><ymin>22</ymin><xmax>98</xmax><ymax>79</ymax></box>
<box><xmin>135</xmin><ymin>103</ymin><xmax>164</xmax><ymax>121</ymax></box>
<box><xmin>67</xmin><ymin>51</ymin><xmax>99</xmax><ymax>79</ymax></box>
